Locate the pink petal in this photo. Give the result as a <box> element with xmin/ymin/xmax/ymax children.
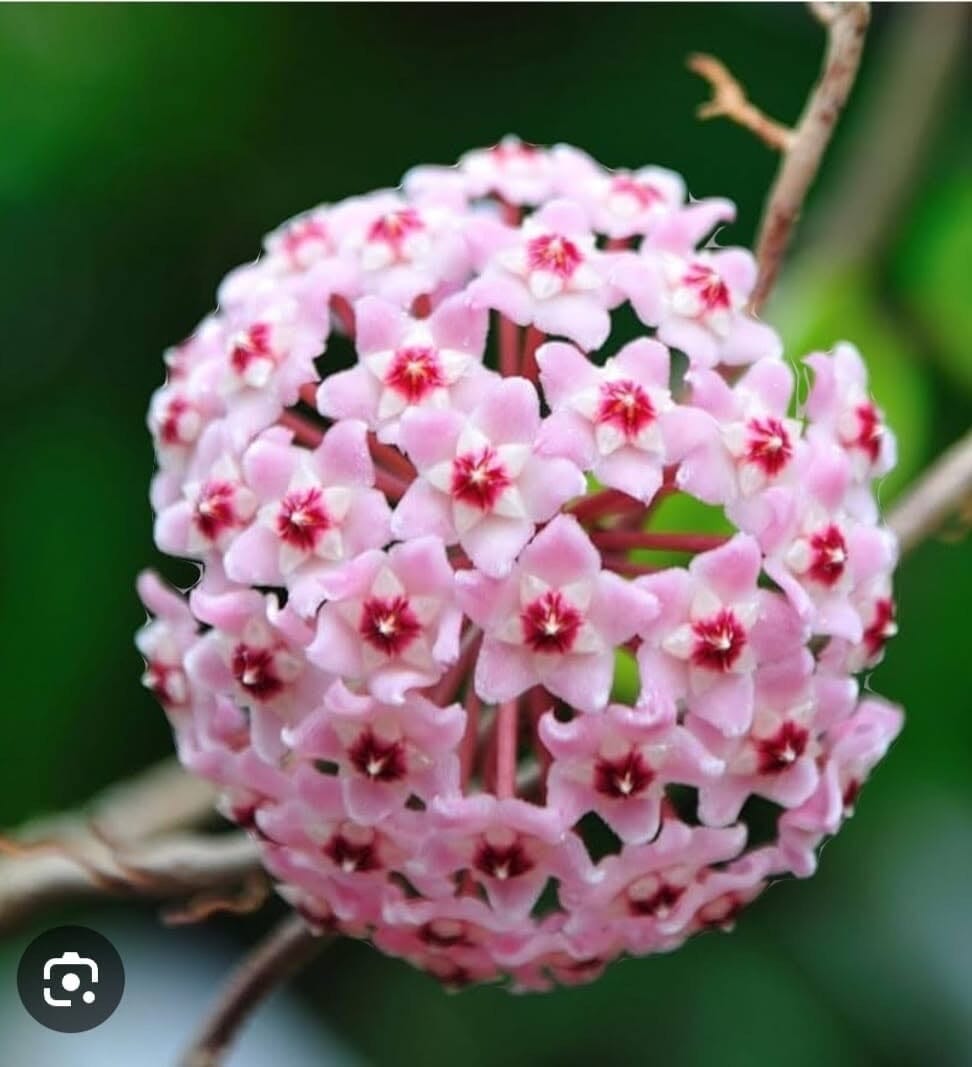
<box><xmin>658</xmin><ymin>318</ymin><xmax>719</xmax><ymax>368</ymax></box>
<box><xmin>316</xmin><ymin>364</ymin><xmax>380</xmax><ymax>423</ymax></box>
<box><xmin>589</xmin><ymin>571</ymin><xmax>659</xmax><ymax>645</ymax></box>
<box><xmin>649</xmin><ymin>198</ymin><xmax>735</xmax><ymax>253</ymax></box>
<box><xmin>539</xmin><ymin>650</ymin><xmax>613</xmax><ymax>713</ymax></box>
<box><xmin>691</xmin><ymin>534</ymin><xmax>761</xmax><ymax>603</ymax></box>
<box><xmin>474</xmin><ymin>377</ymin><xmax>540</xmax><ymax>445</ymax></box>
<box><xmin>428</xmin><ymin>291</ymin><xmax>489</xmax><ymax>355</ymax></box>
<box><xmin>596</xmin><ymin>447</ymin><xmax>664</xmax><ymax>503</ymax></box>
<box><xmin>398</xmin><ymin>406</ymin><xmax>463</xmax><ymax>470</ymax></box>
<box><xmin>535</xmin><ymin>409</ymin><xmax>597</xmax><ymax>468</ymax></box>
<box><xmin>224</xmin><ymin>524</ymin><xmax>282</xmax><ymax>586</ymax></box>
<box><xmin>462</xmin><ymin>514</ymin><xmax>534</xmax><ymax>578</ymax></box>
<box><xmin>612</xmin><ymin>337</ymin><xmax>670</xmax><ymax>387</ymax></box>
<box><xmin>354</xmin><ymin>295</ymin><xmax>409</xmax><ymax>355</ymax></box>
<box><xmin>689</xmin><ymin>673</ymin><xmax>754</xmax><ymax>736</ymax></box>
<box><xmin>534</xmin><ymin>294</ymin><xmax>611</xmax><ymax>353</ymax></box>
<box><xmin>314</xmin><ymin>419</ymin><xmax>374</xmax><ymax>486</ymax></box>
<box><xmin>467</xmin><ymin>272</ymin><xmax>534</xmax><ymax>325</ymax></box>
<box><xmin>610</xmin><ymin>254</ymin><xmax>666</xmax><ymax>325</ymax></box>
<box><xmin>242</xmin><ymin>434</ymin><xmax>300</xmax><ymax>499</ymax></box>
<box><xmin>520</xmin><ymin>514</ymin><xmax>601</xmax><ymax>586</ymax></box>
<box><xmin>307</xmin><ymin>608</ymin><xmax>363</xmax><ymax>676</ymax></box>
<box><xmin>391</xmin><ymin>479</ymin><xmax>455</xmax><ymax>541</ymax></box>
<box><xmin>474</xmin><ymin>638</ymin><xmax>536</xmax><ymax>702</ymax></box>
<box><xmin>518</xmin><ymin>455</ymin><xmax>586</xmax><ymax>520</ymax></box>
<box><xmin>535</xmin><ymin>341</ymin><xmax>599</xmax><ymax>408</ymax></box>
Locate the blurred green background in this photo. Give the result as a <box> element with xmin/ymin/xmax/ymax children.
<box><xmin>1</xmin><ymin>4</ymin><xmax>969</xmax><ymax>1065</ymax></box>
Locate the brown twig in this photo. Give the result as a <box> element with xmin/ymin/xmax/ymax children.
<box><xmin>689</xmin><ymin>5</ymin><xmax>871</xmax><ymax>313</ymax></box>
<box><xmin>749</xmin><ymin>2</ymin><xmax>871</xmax><ymax>312</ymax></box>
<box><xmin>0</xmin><ymin>758</ymin><xmax>263</xmax><ymax>933</ymax></box>
<box><xmin>181</xmin><ymin>915</ymin><xmax>327</xmax><ymax>1067</ymax></box>
<box><xmin>887</xmin><ymin>427</ymin><xmax>972</xmax><ymax>556</ymax></box>
<box><xmin>0</xmin><ymin>827</ymin><xmax>262</xmax><ymax>934</ymax></box>
<box><xmin>797</xmin><ymin>2</ymin><xmax>967</xmax><ymax>267</ymax></box>
<box><xmin>688</xmin><ymin>53</ymin><xmax>794</xmax><ymax>152</ymax></box>
<box><xmin>161</xmin><ymin>870</ymin><xmax>270</xmax><ymax>927</ymax></box>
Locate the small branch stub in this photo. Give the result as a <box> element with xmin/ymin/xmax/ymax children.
<box><xmin>688</xmin><ymin>3</ymin><xmax>871</xmax><ymax>314</ymax></box>
<box><xmin>888</xmin><ymin>426</ymin><xmax>972</xmax><ymax>556</ymax></box>
<box><xmin>688</xmin><ymin>53</ymin><xmax>794</xmax><ymax>152</ymax></box>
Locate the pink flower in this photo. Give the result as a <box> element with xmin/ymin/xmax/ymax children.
<box><xmin>222</xmin><ymin>421</ymin><xmax>392</xmax><ymax>616</ymax></box>
<box><xmin>778</xmin><ymin>695</ymin><xmax>902</xmax><ymax>876</ymax></box>
<box><xmin>154</xmin><ymin>426</ymin><xmax>257</xmax><ymax>559</ymax></box>
<box><xmin>536</xmin><ymin>338</ymin><xmax>676</xmax><ymax>502</ymax></box>
<box><xmin>460</xmin><ymin>136</ymin><xmax>558</xmax><ymax>206</ymax></box>
<box><xmin>562</xmin><ymin>819</ymin><xmax>748</xmax><ymax>950</ymax></box>
<box><xmin>306</xmin><ymin>536</ymin><xmax>462</xmax><ymax>704</ymax></box>
<box><xmin>671</xmin><ymin>357</ymin><xmax>804</xmax><ymax>506</ymax></box>
<box><xmin>317</xmin><ymin>292</ymin><xmax>492</xmax><ymax>444</ymax></box>
<box><xmin>805</xmin><ymin>343</ymin><xmax>897</xmax><ymax>482</ymax></box>
<box><xmin>338</xmin><ymin>196</ymin><xmax>472</xmax><ymax>307</ymax></box>
<box><xmin>687</xmin><ymin>653</ymin><xmax>822</xmax><ymax>826</ymax></box>
<box><xmin>138</xmin><ymin>139</ymin><xmax>902</xmax><ymax>990</ymax></box>
<box><xmin>183</xmin><ymin>581</ymin><xmax>328</xmax><ymax>761</ymax></box>
<box><xmin>394</xmin><ymin>377</ymin><xmax>585</xmax><ymax>576</ymax></box>
<box><xmin>415</xmin><ymin>794</ymin><xmax>596</xmax><ymax>919</ymax></box>
<box><xmin>636</xmin><ymin>535</ymin><xmax>771</xmax><ymax>736</ymax></box>
<box><xmin>540</xmin><ymin>705</ymin><xmax>724</xmax><ymax>843</ymax></box>
<box><xmin>285</xmin><ymin>681</ymin><xmax>465</xmax><ymax>824</ymax></box>
<box><xmin>136</xmin><ymin>571</ymin><xmax>198</xmax><ymax>716</ymax></box>
<box><xmin>468</xmin><ymin>199</ymin><xmax>615</xmax><ymax>350</ymax></box>
<box><xmin>552</xmin><ymin>145</ymin><xmax>686</xmax><ymax>239</ymax></box>
<box><xmin>458</xmin><ymin>515</ymin><xmax>658</xmax><ymax>711</ymax></box>
<box><xmin>614</xmin><ymin>246</ymin><xmax>782</xmax><ymax>367</ymax></box>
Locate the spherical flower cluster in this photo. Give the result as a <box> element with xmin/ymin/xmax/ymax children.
<box><xmin>138</xmin><ymin>138</ymin><xmax>903</xmax><ymax>992</ymax></box>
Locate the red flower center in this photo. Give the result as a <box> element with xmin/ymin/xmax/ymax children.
<box><xmin>384</xmin><ymin>345</ymin><xmax>446</xmax><ymax>403</ymax></box>
<box><xmin>158</xmin><ymin>395</ymin><xmax>195</xmax><ymax>446</ymax></box>
<box><xmin>348</xmin><ymin>729</ymin><xmax>407</xmax><ymax>782</ymax></box>
<box><xmin>323</xmin><ymin>832</ymin><xmax>381</xmax><ymax>873</ymax></box>
<box><xmin>229</xmin><ymin>322</ymin><xmax>273</xmax><ymax>375</ymax></box>
<box><xmin>367</xmin><ymin>208</ymin><xmax>424</xmax><ymax>251</ymax></box>
<box><xmin>281</xmin><ymin>218</ymin><xmax>331</xmax><ymax>264</ymax></box>
<box><xmin>419</xmin><ymin>921</ymin><xmax>470</xmax><ymax>948</ymax></box>
<box><xmin>756</xmin><ymin>721</ymin><xmax>809</xmax><ymax>774</ymax></box>
<box><xmin>745</xmin><ymin>416</ymin><xmax>793</xmax><ymax>476</ymax></box>
<box><xmin>231</xmin><ymin>644</ymin><xmax>284</xmax><ymax>700</ymax></box>
<box><xmin>596</xmin><ymin>379</ymin><xmax>656</xmax><ymax>440</ymax></box>
<box><xmin>842</xmin><ymin>778</ymin><xmax>861</xmax><ymax>815</ymax></box>
<box><xmin>521</xmin><ymin>590</ymin><xmax>583</xmax><ymax>654</ymax></box>
<box><xmin>849</xmin><ymin>401</ymin><xmax>884</xmax><ymax>463</ymax></box>
<box><xmin>358</xmin><ymin>595</ymin><xmax>422</xmax><ymax>656</ymax></box>
<box><xmin>628</xmin><ymin>881</ymin><xmax>685</xmax><ymax>918</ymax></box>
<box><xmin>610</xmin><ymin>174</ymin><xmax>663</xmax><ymax>210</ymax></box>
<box><xmin>807</xmin><ymin>524</ymin><xmax>847</xmax><ymax>586</ymax></box>
<box><xmin>473</xmin><ymin>839</ymin><xmax>534</xmax><ymax>881</ymax></box>
<box><xmin>491</xmin><ymin>140</ymin><xmax>540</xmax><ymax>165</ymax></box>
<box><xmin>682</xmin><ymin>263</ymin><xmax>731</xmax><ymax>313</ymax></box>
<box><xmin>594</xmin><ymin>748</ymin><xmax>654</xmax><ymax>799</ymax></box>
<box><xmin>450</xmin><ymin>447</ymin><xmax>512</xmax><ymax>511</ymax></box>
<box><xmin>863</xmin><ymin>597</ymin><xmax>896</xmax><ymax>657</ymax></box>
<box><xmin>276</xmin><ymin>487</ymin><xmax>332</xmax><ymax>551</ymax></box>
<box><xmin>698</xmin><ymin>892</ymin><xmax>745</xmax><ymax>930</ymax></box>
<box><xmin>143</xmin><ymin>661</ymin><xmax>187</xmax><ymax>707</ymax></box>
<box><xmin>526</xmin><ymin>233</ymin><xmax>583</xmax><ymax>279</ymax></box>
<box><xmin>194</xmin><ymin>481</ymin><xmax>240</xmax><ymax>541</ymax></box>
<box><xmin>691</xmin><ymin>608</ymin><xmax>747</xmax><ymax>672</ymax></box>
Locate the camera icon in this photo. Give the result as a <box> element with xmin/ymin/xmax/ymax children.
<box><xmin>42</xmin><ymin>951</ymin><xmax>99</xmax><ymax>1008</ymax></box>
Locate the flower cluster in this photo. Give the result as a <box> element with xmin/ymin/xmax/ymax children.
<box><xmin>138</xmin><ymin>138</ymin><xmax>902</xmax><ymax>991</ymax></box>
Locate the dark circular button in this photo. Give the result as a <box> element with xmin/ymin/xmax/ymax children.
<box><xmin>17</xmin><ymin>925</ymin><xmax>125</xmax><ymax>1032</ymax></box>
